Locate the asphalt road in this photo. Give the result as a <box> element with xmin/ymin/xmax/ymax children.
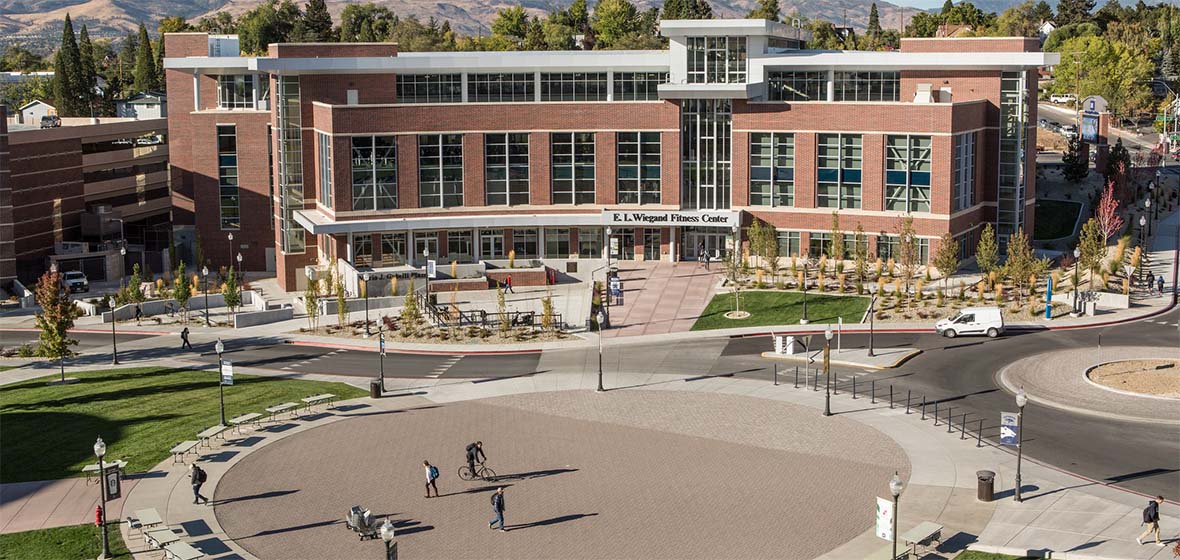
<box><xmin>0</xmin><ymin>329</ymin><xmax>154</xmax><ymax>352</ymax></box>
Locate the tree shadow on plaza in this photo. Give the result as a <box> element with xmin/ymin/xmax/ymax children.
<box><xmin>495</xmin><ymin>468</ymin><xmax>578</xmax><ymax>481</ymax></box>
<box><xmin>213</xmin><ymin>489</ymin><xmax>299</xmax><ymax>506</ymax></box>
<box><xmin>240</xmin><ymin>518</ymin><xmax>343</xmax><ymax>539</ymax></box>
<box><xmin>440</xmin><ymin>484</ymin><xmax>513</xmax><ymax>497</ymax></box>
<box><xmin>506</xmin><ymin>513</ymin><xmax>598</xmax><ymax>531</ymax></box>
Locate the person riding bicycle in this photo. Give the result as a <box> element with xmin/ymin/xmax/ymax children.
<box><xmin>465</xmin><ymin>441</ymin><xmax>486</xmax><ymax>477</ymax></box>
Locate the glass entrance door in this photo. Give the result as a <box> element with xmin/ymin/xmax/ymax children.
<box><xmin>643</xmin><ymin>228</ymin><xmax>661</xmax><ymax>261</ymax></box>
<box><xmin>682</xmin><ymin>229</ymin><xmax>727</xmax><ymax>261</ymax></box>
<box><xmin>612</xmin><ymin>228</ymin><xmax>635</xmax><ymax>260</ymax></box>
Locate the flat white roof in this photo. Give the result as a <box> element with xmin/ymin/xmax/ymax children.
<box><xmin>752</xmin><ymin>50</ymin><xmax>1059</xmax><ymax>71</ymax></box>
<box><xmin>659</xmin><ymin>18</ymin><xmax>807</xmax><ymax>40</ymax></box>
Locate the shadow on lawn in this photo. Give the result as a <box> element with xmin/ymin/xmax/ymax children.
<box><xmin>0</xmin><ymin>411</ymin><xmax>129</xmax><ymax>485</ymax></box>
<box><xmin>1</xmin><ymin>372</ymin><xmax>315</xmax><ymax>412</ymax></box>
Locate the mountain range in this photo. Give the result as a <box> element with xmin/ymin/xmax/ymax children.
<box><xmin>0</xmin><ymin>0</ymin><xmax>1024</xmax><ymax>43</ymax></box>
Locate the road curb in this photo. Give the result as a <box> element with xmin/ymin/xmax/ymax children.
<box><xmin>758</xmin><ymin>348</ymin><xmax>922</xmax><ymax>370</ymax></box>
<box><xmin>996</xmin><ymin>360</ymin><xmax>1180</xmax><ymax>426</ymax></box>
<box><xmin>285</xmin><ymin>339</ymin><xmax>542</xmax><ymax>356</ymax></box>
<box><xmin>0</xmin><ymin>327</ymin><xmax>174</xmax><ymax>336</ymax></box>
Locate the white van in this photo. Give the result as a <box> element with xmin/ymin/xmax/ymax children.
<box><xmin>935</xmin><ymin>306</ymin><xmax>1005</xmax><ymax>338</ymax></box>
<box><xmin>1049</xmin><ymin>94</ymin><xmax>1076</xmax><ymax>104</ymax></box>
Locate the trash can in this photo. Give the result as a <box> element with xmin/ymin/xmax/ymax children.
<box><xmin>370</xmin><ymin>380</ymin><xmax>382</xmax><ymax>399</ymax></box>
<box><xmin>977</xmin><ymin>470</ymin><xmax>995</xmax><ymax>502</ymax></box>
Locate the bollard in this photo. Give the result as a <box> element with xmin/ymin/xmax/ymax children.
<box><xmin>946</xmin><ymin>407</ymin><xmax>955</xmax><ymax>433</ymax></box>
<box><xmin>870</xmin><ymin>380</ymin><xmax>876</xmax><ymax>404</ymax></box>
<box><xmin>833</xmin><ymin>374</ymin><xmax>839</xmax><ymax>396</ymax></box>
<box><xmin>977</xmin><ymin>419</ymin><xmax>984</xmax><ymax>447</ymax></box>
<box><xmin>794</xmin><ymin>366</ymin><xmax>799</xmax><ymax>389</ymax></box>
<box><xmin>905</xmin><ymin>390</ymin><xmax>912</xmax><ymax>414</ymax></box>
<box><xmin>852</xmin><ymin>377</ymin><xmax>858</xmax><ymax>399</ymax></box>
<box><xmin>960</xmin><ymin>413</ymin><xmax>968</xmax><ymax>439</ymax></box>
<box><xmin>813</xmin><ymin>370</ymin><xmax>819</xmax><ymax>391</ymax></box>
<box><xmin>920</xmin><ymin>396</ymin><xmax>926</xmax><ymax>420</ymax></box>
<box><xmin>774</xmin><ymin>363</ymin><xmax>778</xmax><ymax>386</ymax></box>
<box><xmin>934</xmin><ymin>402</ymin><xmax>940</xmax><ymax>426</ymax></box>
<box><xmin>889</xmin><ymin>385</ymin><xmax>894</xmax><ymax>409</ymax></box>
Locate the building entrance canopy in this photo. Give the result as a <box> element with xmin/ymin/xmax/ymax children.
<box><xmin>603</xmin><ymin>210</ymin><xmax>739</xmax><ymax>228</ymax></box>
<box><xmin>294</xmin><ymin>209</ymin><xmax>741</xmax><ymax>235</ymax></box>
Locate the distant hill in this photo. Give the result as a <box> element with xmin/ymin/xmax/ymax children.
<box><xmin>0</xmin><ymin>0</ymin><xmax>924</xmax><ymax>46</ymax></box>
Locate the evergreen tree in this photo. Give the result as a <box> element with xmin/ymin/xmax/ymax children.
<box><xmin>1032</xmin><ymin>0</ymin><xmax>1053</xmax><ymax>22</ymax></box>
<box><xmin>297</xmin><ymin>0</ymin><xmax>336</xmax><ymax>41</ymax></box>
<box><xmin>661</xmin><ymin>0</ymin><xmax>692</xmax><ymax>20</ymax></box>
<box><xmin>747</xmin><ymin>0</ymin><xmax>780</xmax><ymax>22</ymax></box>
<box><xmin>1062</xmin><ymin>135</ymin><xmax>1090</xmax><ymax>183</ymax></box>
<box><xmin>1055</xmin><ymin>0</ymin><xmax>1096</xmax><ymax>26</ymax></box>
<box><xmin>132</xmin><ymin>23</ymin><xmax>156</xmax><ymax>93</ymax></box>
<box><xmin>524</xmin><ymin>17</ymin><xmax>547</xmax><ymax>49</ymax></box>
<box><xmin>52</xmin><ymin>14</ymin><xmax>86</xmax><ymax>117</ymax></box>
<box><xmin>154</xmin><ymin>39</ymin><xmax>165</xmax><ymax>90</ymax></box>
<box><xmin>942</xmin><ymin>0</ymin><xmax>955</xmax><ymax>15</ymax></box>
<box><xmin>77</xmin><ymin>25</ymin><xmax>97</xmax><ymax>99</ymax></box>
<box><xmin>691</xmin><ymin>0</ymin><xmax>715</xmax><ymax>19</ymax></box>
<box><xmin>867</xmin><ymin>3</ymin><xmax>883</xmax><ymax>36</ymax></box>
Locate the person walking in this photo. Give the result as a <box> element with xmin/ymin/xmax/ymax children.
<box><xmin>134</xmin><ymin>303</ymin><xmax>143</xmax><ymax>325</ymax></box>
<box><xmin>190</xmin><ymin>464</ymin><xmax>209</xmax><ymax>505</ymax></box>
<box><xmin>1137</xmin><ymin>495</ymin><xmax>1165</xmax><ymax>546</ymax></box>
<box><xmin>505</xmin><ymin>274</ymin><xmax>514</xmax><ymax>294</ymax></box>
<box><xmin>1159</xmin><ymin>275</ymin><xmax>1166</xmax><ymax>296</ymax></box>
<box><xmin>697</xmin><ymin>242</ymin><xmax>707</xmax><ymax>270</ymax></box>
<box><xmin>488</xmin><ymin>487</ymin><xmax>506</xmax><ymax>532</ymax></box>
<box><xmin>181</xmin><ymin>327</ymin><xmax>193</xmax><ymax>350</ymax></box>
<box><xmin>1146</xmin><ymin>271</ymin><xmax>1155</xmax><ymax>295</ymax></box>
<box><xmin>423</xmin><ymin>460</ymin><xmax>439</xmax><ymax>498</ymax></box>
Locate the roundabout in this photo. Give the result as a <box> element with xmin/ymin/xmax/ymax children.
<box><xmin>213</xmin><ymin>391</ymin><xmax>909</xmax><ymax>560</ymax></box>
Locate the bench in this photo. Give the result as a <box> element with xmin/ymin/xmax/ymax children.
<box><xmin>134</xmin><ymin>508</ymin><xmax>164</xmax><ymax>532</ymax></box>
<box><xmin>266</xmin><ymin>402</ymin><xmax>299</xmax><ymax>422</ymax></box>
<box><xmin>82</xmin><ymin>460</ymin><xmax>128</xmax><ymax>485</ymax></box>
<box><xmin>170</xmin><ymin>441</ymin><xmax>199</xmax><ymax>464</ymax></box>
<box><xmin>901</xmin><ymin>521</ymin><xmax>943</xmax><ymax>558</ymax></box>
<box><xmin>196</xmin><ymin>425</ymin><xmax>228</xmax><ymax>448</ymax></box>
<box><xmin>229</xmin><ymin>413</ymin><xmax>263</xmax><ymax>434</ymax></box>
<box><xmin>144</xmin><ymin>527</ymin><xmax>181</xmax><ymax>549</ymax></box>
<box><xmin>164</xmin><ymin>541</ymin><xmax>204</xmax><ymax>560</ymax></box>
<box><xmin>301</xmin><ymin>393</ymin><xmax>336</xmax><ymax>413</ymax></box>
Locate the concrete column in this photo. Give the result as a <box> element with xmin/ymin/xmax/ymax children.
<box><xmin>193</xmin><ymin>72</ymin><xmax>201</xmax><ymax>111</ymax></box>
<box><xmin>826</xmin><ymin>70</ymin><xmax>835</xmax><ymax>102</ymax></box>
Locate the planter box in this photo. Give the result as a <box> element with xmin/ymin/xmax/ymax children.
<box><xmin>486</xmin><ymin>267</ymin><xmax>553</xmax><ymax>288</ymax></box>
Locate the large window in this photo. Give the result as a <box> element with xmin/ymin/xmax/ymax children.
<box><xmin>878</xmin><ymin>235</ymin><xmax>930</xmax><ymax>264</ymax></box>
<box><xmin>578</xmin><ymin>228</ymin><xmax>602</xmax><ymax>258</ymax></box>
<box><xmin>749</xmin><ymin>133</ymin><xmax>794</xmax><ymax>207</ymax></box>
<box><xmin>681</xmin><ymin>99</ymin><xmax>732</xmax><ymax>210</ymax></box>
<box><xmin>485</xmin><ymin>133</ymin><xmax>530</xmax><ymax>206</ymax></box>
<box><xmin>351</xmin><ymin>136</ymin><xmax>398</xmax><ymax>211</ymax></box>
<box><xmin>448</xmin><ymin>230</ymin><xmax>474</xmax><ymax>262</ymax></box>
<box><xmin>816</xmin><ymin>133</ymin><xmax>861</xmax><ymax>209</ymax></box>
<box><xmin>777</xmin><ymin>231</ymin><xmax>800</xmax><ymax>257</ymax></box>
<box><xmin>953</xmin><ymin>132</ymin><xmax>976</xmax><ymax>212</ymax></box>
<box><xmin>552</xmin><ymin>132</ymin><xmax>596</xmax><ymax>205</ymax></box>
<box><xmin>541</xmin><ymin>73</ymin><xmax>607</xmax><ymax>101</ymax></box>
<box><xmin>767</xmin><ymin>71</ymin><xmax>827</xmax><ymax>101</ymax></box>
<box><xmin>545</xmin><ymin>228</ymin><xmax>571</xmax><ymax>258</ymax></box>
<box><xmin>686</xmin><ymin>36</ymin><xmax>747</xmax><ymax>84</ymax></box>
<box><xmin>617</xmin><ymin>132</ymin><xmax>661</xmax><ymax>205</ymax></box>
<box><xmin>613</xmin><ymin>72</ymin><xmax>667</xmax><ymax>101</ymax></box>
<box><xmin>833</xmin><ymin>72</ymin><xmax>900</xmax><ymax>102</ymax></box>
<box><xmin>513</xmin><ymin>229</ymin><xmax>539</xmax><ymax>258</ymax></box>
<box><xmin>469</xmin><ymin>73</ymin><xmax>535</xmax><ymax>103</ymax></box>
<box><xmin>885</xmin><ymin>135</ymin><xmax>932</xmax><ymax>212</ymax></box>
<box><xmin>352</xmin><ymin>234</ymin><xmax>373</xmax><ymax>267</ymax></box>
<box><xmin>317</xmin><ymin>132</ymin><xmax>332</xmax><ymax>210</ymax></box>
<box><xmin>277</xmin><ymin>76</ymin><xmax>304</xmax><ymax>253</ymax></box>
<box><xmin>418</xmin><ymin>134</ymin><xmax>463</xmax><ymax>208</ymax></box>
<box><xmin>396</xmin><ymin>74</ymin><xmax>462</xmax><ymax>104</ymax></box>
<box><xmin>480</xmin><ymin>229</ymin><xmax>505</xmax><ymax>259</ymax></box>
<box><xmin>217</xmin><ymin>75</ymin><xmax>255</xmax><ymax>109</ymax></box>
<box><xmin>381</xmin><ymin>233</ymin><xmax>406</xmax><ymax>266</ymax></box>
<box><xmin>217</xmin><ymin>125</ymin><xmax>240</xmax><ymax>230</ymax></box>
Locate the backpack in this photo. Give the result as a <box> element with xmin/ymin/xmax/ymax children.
<box><xmin>1143</xmin><ymin>502</ymin><xmax>1157</xmax><ymax>523</ymax></box>
<box><xmin>196</xmin><ymin>468</ymin><xmax>207</xmax><ymax>483</ymax></box>
<box><xmin>429</xmin><ymin>465</ymin><xmax>439</xmax><ymax>480</ymax></box>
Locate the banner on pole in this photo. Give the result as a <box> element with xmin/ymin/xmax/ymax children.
<box><xmin>1000</xmin><ymin>411</ymin><xmax>1019</xmax><ymax>446</ymax></box>
<box><xmin>426</xmin><ymin>260</ymin><xmax>437</xmax><ymax>279</ymax></box>
<box><xmin>875</xmin><ymin>497</ymin><xmax>893</xmax><ymax>541</ymax></box>
<box><xmin>104</xmin><ymin>467</ymin><xmax>121</xmax><ymax>500</ymax></box>
<box><xmin>221</xmin><ymin>361</ymin><xmax>234</xmax><ymax>386</ymax></box>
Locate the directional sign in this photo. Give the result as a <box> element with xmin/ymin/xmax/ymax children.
<box><xmin>875</xmin><ymin>497</ymin><xmax>893</xmax><ymax>541</ymax></box>
<box><xmin>221</xmin><ymin>360</ymin><xmax>234</xmax><ymax>386</ymax></box>
<box><xmin>426</xmin><ymin>260</ymin><xmax>437</xmax><ymax>279</ymax></box>
<box><xmin>1000</xmin><ymin>411</ymin><xmax>1019</xmax><ymax>446</ymax></box>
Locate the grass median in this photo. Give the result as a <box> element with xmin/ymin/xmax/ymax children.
<box><xmin>0</xmin><ymin>524</ymin><xmax>130</xmax><ymax>560</ymax></box>
<box><xmin>0</xmin><ymin>366</ymin><xmax>366</xmax><ymax>483</ymax></box>
<box><xmin>691</xmin><ymin>291</ymin><xmax>870</xmax><ymax>331</ymax></box>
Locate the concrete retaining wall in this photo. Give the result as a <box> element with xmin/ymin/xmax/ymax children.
<box><xmin>102</xmin><ymin>291</ymin><xmax>260</xmax><ymax>322</ymax></box>
<box><xmin>234</xmin><ymin>306</ymin><xmax>294</xmax><ymax>328</ymax></box>
<box><xmin>319</xmin><ymin>296</ymin><xmax>401</xmax><ymax>316</ymax></box>
<box><xmin>1050</xmin><ymin>291</ymin><xmax>1130</xmax><ymax>310</ymax></box>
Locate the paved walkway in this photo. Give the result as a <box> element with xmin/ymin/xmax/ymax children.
<box><xmin>604</xmin><ymin>261</ymin><xmax>720</xmax><ymax>338</ymax></box>
<box><xmin>0</xmin><ymin>477</ymin><xmax>139</xmax><ymax>534</ymax></box>
<box><xmin>999</xmin><ymin>346</ymin><xmax>1180</xmax><ymax>425</ymax></box>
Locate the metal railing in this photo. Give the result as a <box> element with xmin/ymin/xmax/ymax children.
<box><xmin>411</xmin><ymin>286</ymin><xmax>564</xmax><ymax>330</ymax></box>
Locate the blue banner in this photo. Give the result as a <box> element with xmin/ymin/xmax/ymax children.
<box><xmin>1000</xmin><ymin>412</ymin><xmax>1019</xmax><ymax>446</ymax></box>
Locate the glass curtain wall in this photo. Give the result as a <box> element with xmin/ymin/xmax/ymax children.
<box><xmin>277</xmin><ymin>76</ymin><xmax>305</xmax><ymax>253</ymax></box>
<box><xmin>997</xmin><ymin>71</ymin><xmax>1028</xmax><ymax>251</ymax></box>
<box><xmin>681</xmin><ymin>99</ymin><xmax>732</xmax><ymax>210</ymax></box>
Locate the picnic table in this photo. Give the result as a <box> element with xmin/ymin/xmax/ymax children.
<box><xmin>266</xmin><ymin>402</ymin><xmax>299</xmax><ymax>422</ymax></box>
<box><xmin>170</xmin><ymin>441</ymin><xmax>199</xmax><ymax>464</ymax></box>
<box><xmin>301</xmin><ymin>393</ymin><xmax>336</xmax><ymax>413</ymax></box>
<box><xmin>82</xmin><ymin>460</ymin><xmax>127</xmax><ymax>485</ymax></box>
<box><xmin>229</xmin><ymin>413</ymin><xmax>263</xmax><ymax>434</ymax></box>
<box><xmin>144</xmin><ymin>527</ymin><xmax>181</xmax><ymax>549</ymax></box>
<box><xmin>164</xmin><ymin>541</ymin><xmax>204</xmax><ymax>560</ymax></box>
<box><xmin>134</xmin><ymin>508</ymin><xmax>164</xmax><ymax>531</ymax></box>
<box><xmin>196</xmin><ymin>425</ymin><xmax>228</xmax><ymax>448</ymax></box>
<box><xmin>901</xmin><ymin>521</ymin><xmax>943</xmax><ymax>557</ymax></box>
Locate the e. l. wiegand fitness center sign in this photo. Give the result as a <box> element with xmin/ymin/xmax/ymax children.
<box><xmin>603</xmin><ymin>210</ymin><xmax>739</xmax><ymax>227</ymax></box>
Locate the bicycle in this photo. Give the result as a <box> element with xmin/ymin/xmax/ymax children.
<box><xmin>457</xmin><ymin>461</ymin><xmax>497</xmax><ymax>482</ymax></box>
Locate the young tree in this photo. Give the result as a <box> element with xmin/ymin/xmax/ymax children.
<box><xmin>763</xmin><ymin>222</ymin><xmax>780</xmax><ymax>284</ymax></box>
<box><xmin>121</xmin><ymin>263</ymin><xmax>145</xmax><ymax>305</ymax></box>
<box><xmin>1078</xmin><ymin>217</ymin><xmax>1106</xmax><ymax>289</ymax></box>
<box><xmin>1001</xmin><ymin>228</ymin><xmax>1041</xmax><ymax>303</ymax></box>
<box><xmin>897</xmin><ymin>215</ymin><xmax>918</xmax><ymax>293</ymax></box>
<box><xmin>305</xmin><ymin>279</ymin><xmax>320</xmax><ymax>333</ymax></box>
<box><xmin>853</xmin><ymin>223</ymin><xmax>868</xmax><ymax>291</ymax></box>
<box><xmin>34</xmin><ymin>269</ymin><xmax>80</xmax><ymax>381</ymax></box>
<box><xmin>497</xmin><ymin>285</ymin><xmax>509</xmax><ymax>336</ymax></box>
<box><xmin>541</xmin><ymin>290</ymin><xmax>555</xmax><ymax>332</ymax></box>
<box><xmin>173</xmin><ymin>261</ymin><xmax>192</xmax><ymax>322</ymax></box>
<box><xmin>1094</xmin><ymin>179</ymin><xmax>1124</xmax><ymax>247</ymax></box>
<box><xmin>223</xmin><ymin>267</ymin><xmax>241</xmax><ymax>315</ymax></box>
<box><xmin>829</xmin><ymin>212</ymin><xmax>844</xmax><ymax>274</ymax></box>
<box><xmin>975</xmin><ymin>223</ymin><xmax>999</xmax><ymax>279</ymax></box>
<box><xmin>401</xmin><ymin>279</ymin><xmax>421</xmax><ymax>334</ymax></box>
<box><xmin>1061</xmin><ymin>135</ymin><xmax>1090</xmax><ymax>184</ymax></box>
<box><xmin>933</xmin><ymin>231</ymin><xmax>960</xmax><ymax>290</ymax></box>
<box><xmin>334</xmin><ymin>268</ymin><xmax>347</xmax><ymax>327</ymax></box>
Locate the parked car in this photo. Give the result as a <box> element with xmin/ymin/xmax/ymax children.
<box><xmin>1060</xmin><ymin>124</ymin><xmax>1078</xmax><ymax>138</ymax></box>
<box><xmin>39</xmin><ymin>115</ymin><xmax>61</xmax><ymax>129</ymax></box>
<box><xmin>935</xmin><ymin>306</ymin><xmax>1004</xmax><ymax>338</ymax></box>
<box><xmin>62</xmin><ymin>270</ymin><xmax>89</xmax><ymax>293</ymax></box>
<box><xmin>1037</xmin><ymin>118</ymin><xmax>1049</xmax><ymax>128</ymax></box>
<box><xmin>1049</xmin><ymin>94</ymin><xmax>1076</xmax><ymax>104</ymax></box>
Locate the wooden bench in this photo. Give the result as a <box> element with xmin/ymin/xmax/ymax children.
<box><xmin>134</xmin><ymin>508</ymin><xmax>164</xmax><ymax>532</ymax></box>
<box><xmin>301</xmin><ymin>393</ymin><xmax>336</xmax><ymax>413</ymax></box>
<box><xmin>144</xmin><ymin>527</ymin><xmax>181</xmax><ymax>549</ymax></box>
<box><xmin>265</xmin><ymin>402</ymin><xmax>299</xmax><ymax>422</ymax></box>
<box><xmin>196</xmin><ymin>425</ymin><xmax>228</xmax><ymax>448</ymax></box>
<box><xmin>170</xmin><ymin>441</ymin><xmax>199</xmax><ymax>465</ymax></box>
<box><xmin>82</xmin><ymin>460</ymin><xmax>127</xmax><ymax>485</ymax></box>
<box><xmin>164</xmin><ymin>541</ymin><xmax>204</xmax><ymax>560</ymax></box>
<box><xmin>229</xmin><ymin>413</ymin><xmax>263</xmax><ymax>434</ymax></box>
<box><xmin>901</xmin><ymin>521</ymin><xmax>943</xmax><ymax>558</ymax></box>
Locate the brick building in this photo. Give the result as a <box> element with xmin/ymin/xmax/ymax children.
<box><xmin>0</xmin><ymin>108</ymin><xmax>171</xmax><ymax>287</ymax></box>
<box><xmin>163</xmin><ymin>20</ymin><xmax>1055</xmax><ymax>292</ymax></box>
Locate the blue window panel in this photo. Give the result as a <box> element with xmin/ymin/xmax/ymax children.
<box><xmin>817</xmin><ymin>168</ymin><xmax>838</xmax><ymax>182</ymax></box>
<box><xmin>886</xmin><ymin>170</ymin><xmax>908</xmax><ymax>185</ymax></box>
<box><xmin>776</xmin><ymin>168</ymin><xmax>793</xmax><ymax>181</ymax></box>
<box><xmin>751</xmin><ymin>167</ymin><xmax>773</xmax><ymax>181</ymax></box>
<box><xmin>842</xmin><ymin>169</ymin><xmax>861</xmax><ymax>183</ymax></box>
<box><xmin>911</xmin><ymin>171</ymin><xmax>931</xmax><ymax>186</ymax></box>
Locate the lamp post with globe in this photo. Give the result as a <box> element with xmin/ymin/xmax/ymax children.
<box><xmin>108</xmin><ymin>296</ymin><xmax>119</xmax><ymax>365</ymax></box>
<box><xmin>380</xmin><ymin>518</ymin><xmax>397</xmax><ymax>560</ymax></box>
<box><xmin>94</xmin><ymin>437</ymin><xmax>113</xmax><ymax>560</ymax></box>
<box><xmin>201</xmin><ymin>265</ymin><xmax>210</xmax><ymax>327</ymax></box>
<box><xmin>889</xmin><ymin>471</ymin><xmax>905</xmax><ymax>559</ymax></box>
<box><xmin>215</xmin><ymin>338</ymin><xmax>227</xmax><ymax>426</ymax></box>
<box><xmin>823</xmin><ymin>325</ymin><xmax>833</xmax><ymax>416</ymax></box>
<box><xmin>1014</xmin><ymin>386</ymin><xmax>1028</xmax><ymax>503</ymax></box>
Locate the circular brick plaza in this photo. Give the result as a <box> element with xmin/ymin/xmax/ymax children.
<box><xmin>214</xmin><ymin>391</ymin><xmax>910</xmax><ymax>559</ymax></box>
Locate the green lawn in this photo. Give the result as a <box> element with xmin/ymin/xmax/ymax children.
<box><xmin>692</xmin><ymin>291</ymin><xmax>870</xmax><ymax>331</ymax></box>
<box><xmin>1034</xmin><ymin>199</ymin><xmax>1082</xmax><ymax>240</ymax></box>
<box><xmin>954</xmin><ymin>552</ymin><xmax>1032</xmax><ymax>560</ymax></box>
<box><xmin>0</xmin><ymin>524</ymin><xmax>130</xmax><ymax>560</ymax></box>
<box><xmin>0</xmin><ymin>367</ymin><xmax>366</xmax><ymax>483</ymax></box>
<box><xmin>0</xmin><ymin>365</ymin><xmax>16</xmax><ymax>373</ymax></box>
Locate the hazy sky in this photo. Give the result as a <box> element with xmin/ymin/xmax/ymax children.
<box><xmin>902</xmin><ymin>0</ymin><xmax>953</xmax><ymax>7</ymax></box>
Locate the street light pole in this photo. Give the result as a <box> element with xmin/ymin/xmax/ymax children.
<box><xmin>1072</xmin><ymin>247</ymin><xmax>1081</xmax><ymax>313</ymax></box>
<box><xmin>868</xmin><ymin>295</ymin><xmax>876</xmax><ymax>357</ymax></box>
<box><xmin>1140</xmin><ymin>215</ymin><xmax>1147</xmax><ymax>248</ymax></box>
<box><xmin>378</xmin><ymin>327</ymin><xmax>386</xmax><ymax>392</ymax></box>
<box><xmin>215</xmin><ymin>338</ymin><xmax>227</xmax><ymax>426</ymax></box>
<box><xmin>596</xmin><ymin>311</ymin><xmax>606</xmax><ymax>393</ymax></box>
<box><xmin>800</xmin><ymin>258</ymin><xmax>810</xmax><ymax>325</ymax></box>
<box><xmin>823</xmin><ymin>325</ymin><xmax>833</xmax><ymax>416</ymax></box>
<box><xmin>236</xmin><ymin>252</ymin><xmax>243</xmax><ymax>302</ymax></box>
<box><xmin>890</xmin><ymin>471</ymin><xmax>905</xmax><ymax>560</ymax></box>
<box><xmin>604</xmin><ymin>227</ymin><xmax>612</xmax><ymax>318</ymax></box>
<box><xmin>108</xmin><ymin>296</ymin><xmax>118</xmax><ymax>365</ymax></box>
<box><xmin>1015</xmin><ymin>386</ymin><xmax>1028</xmax><ymax>503</ymax></box>
<box><xmin>422</xmin><ymin>248</ymin><xmax>430</xmax><ymax>302</ymax></box>
<box><xmin>363</xmin><ymin>272</ymin><xmax>371</xmax><ymax>336</ymax></box>
<box><xmin>94</xmin><ymin>437</ymin><xmax>112</xmax><ymax>560</ymax></box>
<box><xmin>201</xmin><ymin>265</ymin><xmax>210</xmax><ymax>327</ymax></box>
<box><xmin>226</xmin><ymin>233</ymin><xmax>234</xmax><ymax>269</ymax></box>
